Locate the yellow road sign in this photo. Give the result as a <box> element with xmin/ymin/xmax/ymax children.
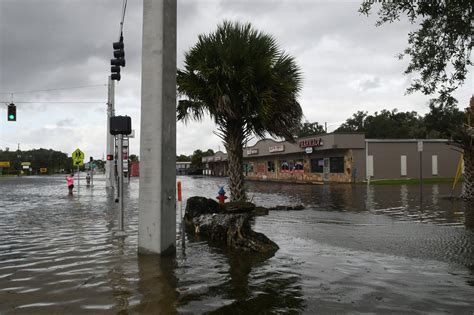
<box><xmin>72</xmin><ymin>148</ymin><xmax>85</xmax><ymax>166</ymax></box>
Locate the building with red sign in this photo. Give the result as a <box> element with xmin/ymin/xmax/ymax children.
<box><xmin>202</xmin><ymin>133</ymin><xmax>461</xmax><ymax>183</ymax></box>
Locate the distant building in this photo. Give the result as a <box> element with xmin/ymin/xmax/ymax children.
<box><xmin>202</xmin><ymin>151</ymin><xmax>228</xmax><ymax>176</ymax></box>
<box><xmin>176</xmin><ymin>161</ymin><xmax>192</xmax><ymax>175</ymax></box>
<box><xmin>202</xmin><ymin>133</ymin><xmax>461</xmax><ymax>183</ymax></box>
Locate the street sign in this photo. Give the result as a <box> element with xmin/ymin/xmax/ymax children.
<box><xmin>72</xmin><ymin>148</ymin><xmax>85</xmax><ymax>166</ymax></box>
<box><xmin>417</xmin><ymin>141</ymin><xmax>423</xmax><ymax>152</ymax></box>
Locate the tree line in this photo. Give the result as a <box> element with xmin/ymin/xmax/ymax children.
<box><xmin>177</xmin><ymin>149</ymin><xmax>215</xmax><ymax>169</ymax></box>
<box><xmin>0</xmin><ymin>148</ymin><xmax>72</xmax><ymax>175</ymax></box>
<box><xmin>0</xmin><ymin>148</ymin><xmax>108</xmax><ymax>175</ymax></box>
<box><xmin>294</xmin><ymin>100</ymin><xmax>464</xmax><ymax>139</ymax></box>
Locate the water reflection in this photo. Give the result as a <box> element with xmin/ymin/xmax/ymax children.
<box><xmin>133</xmin><ymin>254</ymin><xmax>178</xmax><ymax>314</ymax></box>
<box><xmin>465</xmin><ymin>201</ymin><xmax>474</xmax><ymax>231</ymax></box>
<box><xmin>0</xmin><ymin>175</ymin><xmax>473</xmax><ymax>313</ymax></box>
<box><xmin>245</xmin><ymin>180</ymin><xmax>471</xmax><ymax>228</ymax></box>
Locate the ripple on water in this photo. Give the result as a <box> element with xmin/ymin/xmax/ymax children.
<box><xmin>0</xmin><ymin>175</ymin><xmax>473</xmax><ymax>313</ymax></box>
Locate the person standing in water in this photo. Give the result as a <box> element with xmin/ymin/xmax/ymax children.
<box><xmin>66</xmin><ymin>173</ymin><xmax>74</xmax><ymax>195</ymax></box>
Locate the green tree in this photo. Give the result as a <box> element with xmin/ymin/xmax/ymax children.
<box><xmin>176</xmin><ymin>154</ymin><xmax>191</xmax><ymax>162</ymax></box>
<box><xmin>360</xmin><ymin>1</ymin><xmax>472</xmax><ymax>104</ymax></box>
<box><xmin>129</xmin><ymin>154</ymin><xmax>139</xmax><ymax>162</ymax></box>
<box><xmin>423</xmin><ymin>99</ymin><xmax>465</xmax><ymax>138</ymax></box>
<box><xmin>189</xmin><ymin>149</ymin><xmax>214</xmax><ymax>169</ymax></box>
<box><xmin>0</xmin><ymin>148</ymin><xmax>70</xmax><ymax>174</ymax></box>
<box><xmin>177</xmin><ymin>21</ymin><xmax>303</xmax><ymax>201</ymax></box>
<box><xmin>293</xmin><ymin>121</ymin><xmax>325</xmax><ymax>138</ymax></box>
<box><xmin>336</xmin><ymin>111</ymin><xmax>368</xmax><ymax>133</ymax></box>
<box><xmin>336</xmin><ymin>109</ymin><xmax>424</xmax><ymax>138</ymax></box>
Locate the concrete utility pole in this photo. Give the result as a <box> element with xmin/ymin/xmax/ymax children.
<box><xmin>138</xmin><ymin>0</ymin><xmax>176</xmax><ymax>254</ymax></box>
<box><xmin>106</xmin><ymin>76</ymin><xmax>115</xmax><ymax>189</ymax></box>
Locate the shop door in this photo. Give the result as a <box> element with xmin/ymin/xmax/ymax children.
<box><xmin>323</xmin><ymin>158</ymin><xmax>330</xmax><ymax>181</ymax></box>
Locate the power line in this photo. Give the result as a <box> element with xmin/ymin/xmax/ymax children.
<box><xmin>1</xmin><ymin>101</ymin><xmax>106</xmax><ymax>104</ymax></box>
<box><xmin>119</xmin><ymin>0</ymin><xmax>128</xmax><ymax>35</ymax></box>
<box><xmin>0</xmin><ymin>84</ymin><xmax>107</xmax><ymax>95</ymax></box>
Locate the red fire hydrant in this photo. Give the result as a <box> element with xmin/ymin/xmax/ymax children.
<box><xmin>216</xmin><ymin>186</ymin><xmax>228</xmax><ymax>204</ymax></box>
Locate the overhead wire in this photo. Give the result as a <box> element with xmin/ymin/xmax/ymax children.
<box><xmin>119</xmin><ymin>0</ymin><xmax>128</xmax><ymax>36</ymax></box>
<box><xmin>0</xmin><ymin>84</ymin><xmax>107</xmax><ymax>95</ymax></box>
<box><xmin>1</xmin><ymin>101</ymin><xmax>106</xmax><ymax>104</ymax></box>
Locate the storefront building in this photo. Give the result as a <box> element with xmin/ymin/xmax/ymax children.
<box><xmin>203</xmin><ymin>133</ymin><xmax>461</xmax><ymax>183</ymax></box>
<box><xmin>202</xmin><ymin>151</ymin><xmax>228</xmax><ymax>176</ymax></box>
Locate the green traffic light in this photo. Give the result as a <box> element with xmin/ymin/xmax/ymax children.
<box><xmin>8</xmin><ymin>114</ymin><xmax>15</xmax><ymax>120</ymax></box>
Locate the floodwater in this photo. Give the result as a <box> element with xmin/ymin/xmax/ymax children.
<box><xmin>0</xmin><ymin>175</ymin><xmax>473</xmax><ymax>314</ymax></box>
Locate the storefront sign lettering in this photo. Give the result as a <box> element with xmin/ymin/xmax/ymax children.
<box><xmin>246</xmin><ymin>149</ymin><xmax>259</xmax><ymax>155</ymax></box>
<box><xmin>299</xmin><ymin>138</ymin><xmax>323</xmax><ymax>148</ymax></box>
<box><xmin>269</xmin><ymin>145</ymin><xmax>285</xmax><ymax>153</ymax></box>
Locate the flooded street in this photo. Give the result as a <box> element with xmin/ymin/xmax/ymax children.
<box><xmin>0</xmin><ymin>175</ymin><xmax>473</xmax><ymax>314</ymax></box>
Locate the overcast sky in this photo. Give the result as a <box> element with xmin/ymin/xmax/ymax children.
<box><xmin>0</xmin><ymin>0</ymin><xmax>472</xmax><ymax>159</ymax></box>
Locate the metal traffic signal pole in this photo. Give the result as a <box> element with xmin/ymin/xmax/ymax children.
<box><xmin>118</xmin><ymin>134</ymin><xmax>124</xmax><ymax>231</ymax></box>
<box><xmin>106</xmin><ymin>77</ymin><xmax>115</xmax><ymax>189</ymax></box>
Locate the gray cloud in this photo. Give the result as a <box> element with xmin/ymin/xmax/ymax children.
<box><xmin>358</xmin><ymin>77</ymin><xmax>381</xmax><ymax>91</ymax></box>
<box><xmin>0</xmin><ymin>0</ymin><xmax>471</xmax><ymax>157</ymax></box>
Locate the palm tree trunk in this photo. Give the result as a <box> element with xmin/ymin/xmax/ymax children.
<box><xmin>462</xmin><ymin>97</ymin><xmax>474</xmax><ymax>200</ymax></box>
<box><xmin>224</xmin><ymin>125</ymin><xmax>246</xmax><ymax>202</ymax></box>
<box><xmin>462</xmin><ymin>147</ymin><xmax>473</xmax><ymax>200</ymax></box>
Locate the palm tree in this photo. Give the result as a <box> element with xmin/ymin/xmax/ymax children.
<box><xmin>177</xmin><ymin>21</ymin><xmax>303</xmax><ymax>201</ymax></box>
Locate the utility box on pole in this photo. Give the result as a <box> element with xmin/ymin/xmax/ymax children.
<box><xmin>138</xmin><ymin>0</ymin><xmax>177</xmax><ymax>255</ymax></box>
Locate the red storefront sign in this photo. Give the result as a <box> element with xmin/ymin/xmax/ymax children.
<box><xmin>299</xmin><ymin>137</ymin><xmax>323</xmax><ymax>148</ymax></box>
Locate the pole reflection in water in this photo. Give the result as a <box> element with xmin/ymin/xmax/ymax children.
<box><xmin>133</xmin><ymin>254</ymin><xmax>178</xmax><ymax>314</ymax></box>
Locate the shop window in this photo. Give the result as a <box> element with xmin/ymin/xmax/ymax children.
<box><xmin>329</xmin><ymin>157</ymin><xmax>344</xmax><ymax>173</ymax></box>
<box><xmin>248</xmin><ymin>162</ymin><xmax>254</xmax><ymax>173</ymax></box>
<box><xmin>310</xmin><ymin>158</ymin><xmax>324</xmax><ymax>173</ymax></box>
<box><xmin>267</xmin><ymin>161</ymin><xmax>275</xmax><ymax>172</ymax></box>
<box><xmin>289</xmin><ymin>160</ymin><xmax>295</xmax><ymax>171</ymax></box>
<box><xmin>280</xmin><ymin>160</ymin><xmax>290</xmax><ymax>173</ymax></box>
<box><xmin>243</xmin><ymin>163</ymin><xmax>253</xmax><ymax>175</ymax></box>
<box><xmin>294</xmin><ymin>160</ymin><xmax>304</xmax><ymax>173</ymax></box>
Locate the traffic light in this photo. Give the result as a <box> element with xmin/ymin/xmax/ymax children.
<box><xmin>7</xmin><ymin>103</ymin><xmax>16</xmax><ymax>121</ymax></box>
<box><xmin>111</xmin><ymin>34</ymin><xmax>125</xmax><ymax>81</ymax></box>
